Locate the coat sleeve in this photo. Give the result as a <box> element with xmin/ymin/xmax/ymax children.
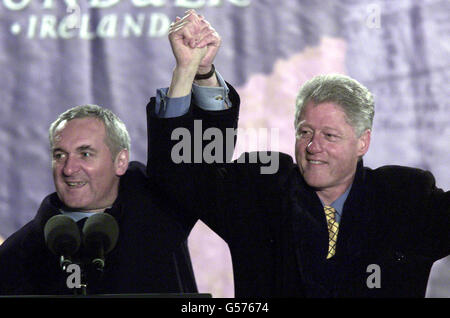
<box><xmin>145</xmin><ymin>83</ymin><xmax>241</xmax><ymax>233</ymax></box>
<box><xmin>375</xmin><ymin>166</ymin><xmax>450</xmax><ymax>260</ymax></box>
<box><xmin>420</xmin><ymin>170</ymin><xmax>450</xmax><ymax>260</ymax></box>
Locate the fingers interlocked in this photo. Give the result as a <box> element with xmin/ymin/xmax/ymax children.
<box><xmin>168</xmin><ymin>10</ymin><xmax>219</xmax><ymax>49</ymax></box>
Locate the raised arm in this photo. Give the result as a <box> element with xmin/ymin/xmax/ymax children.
<box><xmin>146</xmin><ymin>11</ymin><xmax>240</xmax><ymax>224</ymax></box>
<box><xmin>167</xmin><ymin>10</ymin><xmax>220</xmax><ymax>98</ymax></box>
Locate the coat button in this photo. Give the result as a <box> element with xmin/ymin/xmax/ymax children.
<box><xmin>394</xmin><ymin>251</ymin><xmax>406</xmax><ymax>262</ymax></box>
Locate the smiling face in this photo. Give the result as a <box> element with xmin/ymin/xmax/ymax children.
<box><xmin>295</xmin><ymin>101</ymin><xmax>370</xmax><ymax>204</ymax></box>
<box><xmin>52</xmin><ymin>117</ymin><xmax>128</xmax><ymax>212</ymax></box>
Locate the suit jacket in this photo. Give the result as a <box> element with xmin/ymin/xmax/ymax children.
<box><xmin>147</xmin><ymin>82</ymin><xmax>449</xmax><ymax>297</ymax></box>
<box><xmin>290</xmin><ymin>158</ymin><xmax>450</xmax><ymax>297</ymax></box>
<box><xmin>0</xmin><ymin>160</ymin><xmax>197</xmax><ymax>295</ymax></box>
<box><xmin>203</xmin><ymin>153</ymin><xmax>449</xmax><ymax>297</ymax></box>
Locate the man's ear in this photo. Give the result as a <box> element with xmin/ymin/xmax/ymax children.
<box><xmin>114</xmin><ymin>149</ymin><xmax>129</xmax><ymax>176</ymax></box>
<box><xmin>357</xmin><ymin>129</ymin><xmax>371</xmax><ymax>157</ymax></box>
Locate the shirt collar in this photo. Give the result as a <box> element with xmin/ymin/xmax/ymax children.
<box><xmin>319</xmin><ymin>184</ymin><xmax>352</xmax><ymax>223</ymax></box>
<box><xmin>60</xmin><ymin>210</ymin><xmax>98</xmax><ymax>222</ymax></box>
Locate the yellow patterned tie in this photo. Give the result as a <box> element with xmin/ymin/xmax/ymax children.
<box><xmin>324</xmin><ymin>206</ymin><xmax>339</xmax><ymax>259</ymax></box>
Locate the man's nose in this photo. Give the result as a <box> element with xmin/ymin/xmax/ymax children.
<box><xmin>62</xmin><ymin>155</ymin><xmax>80</xmax><ymax>176</ymax></box>
<box><xmin>306</xmin><ymin>134</ymin><xmax>323</xmax><ymax>153</ymax></box>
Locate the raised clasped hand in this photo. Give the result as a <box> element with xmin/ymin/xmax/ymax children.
<box><xmin>168</xmin><ymin>9</ymin><xmax>221</xmax><ymax>73</ymax></box>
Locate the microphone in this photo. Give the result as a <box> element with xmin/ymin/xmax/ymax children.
<box><xmin>82</xmin><ymin>213</ymin><xmax>119</xmax><ymax>272</ymax></box>
<box><xmin>44</xmin><ymin>215</ymin><xmax>81</xmax><ymax>271</ymax></box>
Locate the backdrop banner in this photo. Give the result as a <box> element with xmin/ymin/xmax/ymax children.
<box><xmin>0</xmin><ymin>0</ymin><xmax>448</xmax><ymax>297</ymax></box>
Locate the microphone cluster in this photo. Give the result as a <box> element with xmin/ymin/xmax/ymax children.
<box><xmin>44</xmin><ymin>213</ymin><xmax>119</xmax><ymax>273</ymax></box>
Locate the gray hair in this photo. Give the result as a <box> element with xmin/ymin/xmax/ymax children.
<box><xmin>294</xmin><ymin>74</ymin><xmax>375</xmax><ymax>137</ymax></box>
<box><xmin>49</xmin><ymin>104</ymin><xmax>130</xmax><ymax>160</ymax></box>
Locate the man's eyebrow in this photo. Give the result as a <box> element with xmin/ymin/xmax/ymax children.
<box><xmin>51</xmin><ymin>145</ymin><xmax>98</xmax><ymax>154</ymax></box>
<box><xmin>52</xmin><ymin>147</ymin><xmax>65</xmax><ymax>153</ymax></box>
<box><xmin>77</xmin><ymin>145</ymin><xmax>97</xmax><ymax>152</ymax></box>
<box><xmin>297</xmin><ymin>122</ymin><xmax>340</xmax><ymax>131</ymax></box>
<box><xmin>296</xmin><ymin>120</ymin><xmax>307</xmax><ymax>127</ymax></box>
<box><xmin>322</xmin><ymin>126</ymin><xmax>340</xmax><ymax>132</ymax></box>
<box><xmin>297</xmin><ymin>121</ymin><xmax>313</xmax><ymax>130</ymax></box>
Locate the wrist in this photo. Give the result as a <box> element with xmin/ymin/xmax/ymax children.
<box><xmin>174</xmin><ymin>64</ymin><xmax>198</xmax><ymax>79</ymax></box>
<box><xmin>196</xmin><ymin>64</ymin><xmax>214</xmax><ymax>78</ymax></box>
<box><xmin>167</xmin><ymin>66</ymin><xmax>197</xmax><ymax>98</ymax></box>
<box><xmin>194</xmin><ymin>64</ymin><xmax>219</xmax><ymax>87</ymax></box>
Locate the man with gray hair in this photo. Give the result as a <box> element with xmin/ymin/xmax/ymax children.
<box><xmin>150</xmin><ymin>69</ymin><xmax>449</xmax><ymax>297</ymax></box>
<box><xmin>294</xmin><ymin>74</ymin><xmax>374</xmax><ymax>210</ymax></box>
<box><xmin>0</xmin><ymin>101</ymin><xmax>201</xmax><ymax>295</ymax></box>
<box><xmin>0</xmin><ymin>11</ymin><xmax>239</xmax><ymax>295</ymax></box>
<box><xmin>48</xmin><ymin>105</ymin><xmax>131</xmax><ymax>215</ymax></box>
<box><xmin>288</xmin><ymin>73</ymin><xmax>450</xmax><ymax>297</ymax></box>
